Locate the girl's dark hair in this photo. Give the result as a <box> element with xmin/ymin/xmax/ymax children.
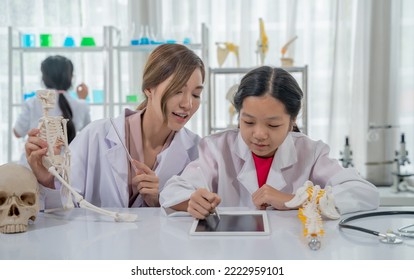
<box><xmin>41</xmin><ymin>55</ymin><xmax>76</xmax><ymax>143</ymax></box>
<box><xmin>233</xmin><ymin>66</ymin><xmax>303</xmax><ymax>132</ymax></box>
<box><xmin>137</xmin><ymin>44</ymin><xmax>205</xmax><ymax>121</ymax></box>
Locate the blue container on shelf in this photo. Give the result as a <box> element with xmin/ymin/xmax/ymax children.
<box><xmin>92</xmin><ymin>89</ymin><xmax>104</xmax><ymax>103</ymax></box>
<box><xmin>63</xmin><ymin>36</ymin><xmax>75</xmax><ymax>47</ymax></box>
<box><xmin>21</xmin><ymin>34</ymin><xmax>35</xmax><ymax>47</ymax></box>
<box><xmin>139</xmin><ymin>36</ymin><xmax>150</xmax><ymax>45</ymax></box>
<box><xmin>130</xmin><ymin>39</ymin><xmax>140</xmax><ymax>45</ymax></box>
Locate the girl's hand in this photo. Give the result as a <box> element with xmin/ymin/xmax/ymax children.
<box><xmin>131</xmin><ymin>160</ymin><xmax>160</xmax><ymax>207</ymax></box>
<box><xmin>25</xmin><ymin>128</ymin><xmax>55</xmax><ymax>189</ymax></box>
<box><xmin>252</xmin><ymin>184</ymin><xmax>295</xmax><ymax>210</ymax></box>
<box><xmin>76</xmin><ymin>83</ymin><xmax>89</xmax><ymax>100</ymax></box>
<box><xmin>187</xmin><ymin>188</ymin><xmax>221</xmax><ymax>219</ymax></box>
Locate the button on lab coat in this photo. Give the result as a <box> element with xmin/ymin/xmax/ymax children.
<box><xmin>44</xmin><ymin>109</ymin><xmax>200</xmax><ymax>208</ymax></box>
<box><xmin>160</xmin><ymin>130</ymin><xmax>380</xmax><ymax>214</ymax></box>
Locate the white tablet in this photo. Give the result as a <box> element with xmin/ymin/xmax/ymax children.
<box><xmin>189</xmin><ymin>210</ymin><xmax>270</xmax><ymax>236</ymax></box>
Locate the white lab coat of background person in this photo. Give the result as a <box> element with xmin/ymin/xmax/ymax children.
<box><xmin>160</xmin><ymin>129</ymin><xmax>380</xmax><ymax>215</ymax></box>
<box><xmin>14</xmin><ymin>92</ymin><xmax>90</xmax><ymax>164</ymax></box>
<box><xmin>42</xmin><ymin>109</ymin><xmax>200</xmax><ymax>209</ymax></box>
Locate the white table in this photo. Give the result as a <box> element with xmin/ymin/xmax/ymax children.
<box><xmin>1</xmin><ymin>207</ymin><xmax>413</xmax><ymax>260</ymax></box>
<box><xmin>378</xmin><ymin>186</ymin><xmax>414</xmax><ymax>206</ymax></box>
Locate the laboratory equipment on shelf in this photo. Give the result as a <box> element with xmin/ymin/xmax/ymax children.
<box><xmin>391</xmin><ymin>133</ymin><xmax>414</xmax><ymax>193</ymax></box>
<box><xmin>339</xmin><ymin>136</ymin><xmax>353</xmax><ymax>168</ymax></box>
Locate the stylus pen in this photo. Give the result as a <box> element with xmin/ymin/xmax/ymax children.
<box><xmin>110</xmin><ymin>118</ymin><xmax>140</xmax><ymax>174</ymax></box>
<box><xmin>197</xmin><ymin>167</ymin><xmax>221</xmax><ymax>220</ymax></box>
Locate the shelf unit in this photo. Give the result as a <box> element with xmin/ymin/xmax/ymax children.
<box><xmin>207</xmin><ymin>66</ymin><xmax>308</xmax><ymax>135</ymax></box>
<box><xmin>111</xmin><ymin>23</ymin><xmax>209</xmax><ymax>136</ymax></box>
<box><xmin>7</xmin><ymin>26</ymin><xmax>117</xmax><ymax>162</ymax></box>
<box><xmin>7</xmin><ymin>24</ymin><xmax>209</xmax><ymax>162</ymax></box>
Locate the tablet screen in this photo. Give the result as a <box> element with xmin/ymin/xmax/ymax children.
<box><xmin>190</xmin><ymin>211</ymin><xmax>270</xmax><ymax>235</ymax></box>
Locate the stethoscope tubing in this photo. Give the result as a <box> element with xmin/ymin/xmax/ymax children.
<box><xmin>338</xmin><ymin>210</ymin><xmax>414</xmax><ymax>237</ymax></box>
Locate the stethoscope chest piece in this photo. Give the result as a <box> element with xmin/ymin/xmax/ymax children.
<box><xmin>379</xmin><ymin>233</ymin><xmax>403</xmax><ymax>244</ymax></box>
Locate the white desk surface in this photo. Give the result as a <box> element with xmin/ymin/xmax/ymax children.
<box><xmin>1</xmin><ymin>207</ymin><xmax>414</xmax><ymax>260</ymax></box>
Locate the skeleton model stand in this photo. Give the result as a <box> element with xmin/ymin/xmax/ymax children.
<box><xmin>37</xmin><ymin>90</ymin><xmax>137</xmax><ymax>222</ymax></box>
<box><xmin>285</xmin><ymin>181</ymin><xmax>340</xmax><ymax>250</ymax></box>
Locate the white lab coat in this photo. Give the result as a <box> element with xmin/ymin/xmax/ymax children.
<box><xmin>14</xmin><ymin>91</ymin><xmax>91</xmax><ymax>138</ymax></box>
<box><xmin>160</xmin><ymin>129</ymin><xmax>380</xmax><ymax>214</ymax></box>
<box><xmin>44</xmin><ymin>109</ymin><xmax>200</xmax><ymax>208</ymax></box>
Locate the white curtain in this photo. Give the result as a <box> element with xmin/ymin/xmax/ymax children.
<box><xmin>1</xmin><ymin>0</ymin><xmax>413</xmax><ymax>186</ymax></box>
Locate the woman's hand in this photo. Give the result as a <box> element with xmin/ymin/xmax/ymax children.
<box><xmin>25</xmin><ymin>128</ymin><xmax>55</xmax><ymax>189</ymax></box>
<box><xmin>131</xmin><ymin>160</ymin><xmax>160</xmax><ymax>207</ymax></box>
<box><xmin>187</xmin><ymin>188</ymin><xmax>221</xmax><ymax>219</ymax></box>
<box><xmin>252</xmin><ymin>184</ymin><xmax>295</xmax><ymax>210</ymax></box>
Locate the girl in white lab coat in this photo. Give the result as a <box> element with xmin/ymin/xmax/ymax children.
<box><xmin>160</xmin><ymin>66</ymin><xmax>379</xmax><ymax>218</ymax></box>
<box><xmin>14</xmin><ymin>55</ymin><xmax>91</xmax><ymax>164</ymax></box>
<box><xmin>25</xmin><ymin>44</ymin><xmax>205</xmax><ymax>208</ymax></box>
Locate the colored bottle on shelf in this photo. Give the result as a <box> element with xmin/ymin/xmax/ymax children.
<box><xmin>63</xmin><ymin>36</ymin><xmax>76</xmax><ymax>47</ymax></box>
<box><xmin>80</xmin><ymin>37</ymin><xmax>96</xmax><ymax>46</ymax></box>
<box><xmin>40</xmin><ymin>34</ymin><xmax>52</xmax><ymax>47</ymax></box>
<box><xmin>21</xmin><ymin>34</ymin><xmax>35</xmax><ymax>47</ymax></box>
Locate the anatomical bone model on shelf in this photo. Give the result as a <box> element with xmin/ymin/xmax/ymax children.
<box><xmin>216</xmin><ymin>42</ymin><xmax>240</xmax><ymax>67</ymax></box>
<box><xmin>37</xmin><ymin>90</ymin><xmax>137</xmax><ymax>222</ymax></box>
<box><xmin>256</xmin><ymin>17</ymin><xmax>268</xmax><ymax>65</ymax></box>
<box><xmin>285</xmin><ymin>181</ymin><xmax>340</xmax><ymax>250</ymax></box>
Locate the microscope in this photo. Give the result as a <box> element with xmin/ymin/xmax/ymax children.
<box><xmin>339</xmin><ymin>136</ymin><xmax>353</xmax><ymax>168</ymax></box>
<box><xmin>391</xmin><ymin>133</ymin><xmax>414</xmax><ymax>193</ymax></box>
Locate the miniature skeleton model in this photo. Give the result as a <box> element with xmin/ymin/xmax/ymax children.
<box><xmin>0</xmin><ymin>163</ymin><xmax>40</xmax><ymax>234</ymax></box>
<box><xmin>37</xmin><ymin>90</ymin><xmax>137</xmax><ymax>222</ymax></box>
<box><xmin>37</xmin><ymin>90</ymin><xmax>72</xmax><ymax>208</ymax></box>
<box><xmin>285</xmin><ymin>181</ymin><xmax>340</xmax><ymax>250</ymax></box>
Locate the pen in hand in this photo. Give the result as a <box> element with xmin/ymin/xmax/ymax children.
<box><xmin>196</xmin><ymin>167</ymin><xmax>221</xmax><ymax>220</ymax></box>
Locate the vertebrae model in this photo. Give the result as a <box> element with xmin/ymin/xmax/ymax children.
<box><xmin>37</xmin><ymin>90</ymin><xmax>137</xmax><ymax>222</ymax></box>
<box><xmin>285</xmin><ymin>181</ymin><xmax>340</xmax><ymax>250</ymax></box>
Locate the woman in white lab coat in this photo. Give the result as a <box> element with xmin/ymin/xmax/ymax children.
<box><xmin>160</xmin><ymin>66</ymin><xmax>379</xmax><ymax>218</ymax></box>
<box><xmin>25</xmin><ymin>44</ymin><xmax>205</xmax><ymax>208</ymax></box>
<box><xmin>14</xmin><ymin>55</ymin><xmax>91</xmax><ymax>164</ymax></box>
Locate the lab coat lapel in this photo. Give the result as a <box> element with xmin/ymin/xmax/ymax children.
<box><xmin>267</xmin><ymin>133</ymin><xmax>297</xmax><ymax>190</ymax></box>
<box><xmin>234</xmin><ymin>133</ymin><xmax>259</xmax><ymax>194</ymax></box>
<box><xmin>105</xmin><ymin>114</ymin><xmax>129</xmax><ymax>207</ymax></box>
<box><xmin>155</xmin><ymin>129</ymin><xmax>194</xmax><ymax>191</ymax></box>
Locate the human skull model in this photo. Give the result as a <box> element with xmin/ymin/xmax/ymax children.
<box><xmin>0</xmin><ymin>163</ymin><xmax>40</xmax><ymax>234</ymax></box>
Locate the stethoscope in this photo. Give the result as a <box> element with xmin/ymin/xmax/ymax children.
<box><xmin>338</xmin><ymin>211</ymin><xmax>414</xmax><ymax>244</ymax></box>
